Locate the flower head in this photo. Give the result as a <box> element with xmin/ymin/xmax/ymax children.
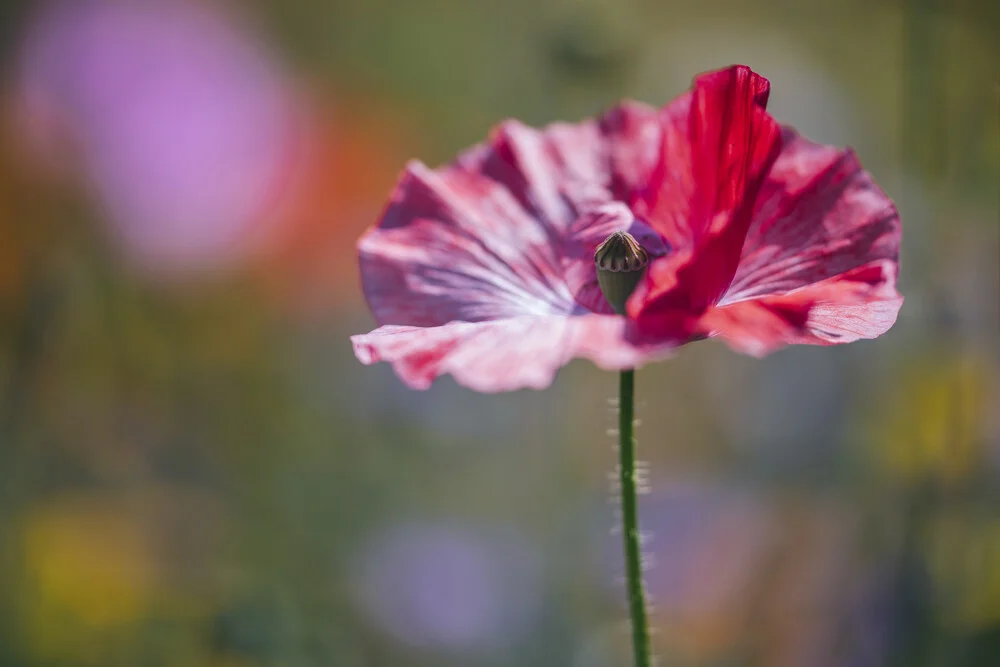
<box><xmin>352</xmin><ymin>65</ymin><xmax>901</xmax><ymax>392</ymax></box>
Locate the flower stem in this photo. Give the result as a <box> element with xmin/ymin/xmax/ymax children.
<box><xmin>618</xmin><ymin>369</ymin><xmax>651</xmax><ymax>667</ymax></box>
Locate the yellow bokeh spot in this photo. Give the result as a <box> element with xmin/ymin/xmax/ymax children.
<box><xmin>873</xmin><ymin>352</ymin><xmax>996</xmax><ymax>483</ymax></box>
<box><xmin>17</xmin><ymin>494</ymin><xmax>161</xmax><ymax>662</ymax></box>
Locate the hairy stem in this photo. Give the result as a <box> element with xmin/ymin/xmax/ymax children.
<box><xmin>618</xmin><ymin>369</ymin><xmax>650</xmax><ymax>667</ymax></box>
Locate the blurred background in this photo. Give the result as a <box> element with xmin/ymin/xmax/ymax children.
<box><xmin>0</xmin><ymin>1</ymin><xmax>997</xmax><ymax>666</ymax></box>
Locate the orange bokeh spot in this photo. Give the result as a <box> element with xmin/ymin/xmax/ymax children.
<box><xmin>255</xmin><ymin>94</ymin><xmax>417</xmax><ymax>313</ymax></box>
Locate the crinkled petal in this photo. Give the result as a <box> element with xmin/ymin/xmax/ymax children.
<box><xmin>721</xmin><ymin>128</ymin><xmax>902</xmax><ymax>303</ymax></box>
<box><xmin>351</xmin><ymin>315</ymin><xmax>673</xmax><ymax>392</ymax></box>
<box><xmin>597</xmin><ymin>101</ymin><xmax>664</xmax><ymax>203</ymax></box>
<box><xmin>701</xmin><ymin>260</ymin><xmax>902</xmax><ymax>356</ymax></box>
<box><xmin>360</xmin><ymin>102</ymin><xmax>668</xmax><ymax>331</ymax></box>
<box><xmin>359</xmin><ymin>161</ymin><xmax>577</xmax><ymax>327</ymax></box>
<box><xmin>635</xmin><ymin>65</ymin><xmax>780</xmax><ymax>252</ymax></box>
<box><xmin>629</xmin><ymin>65</ymin><xmax>783</xmax><ymax>336</ymax></box>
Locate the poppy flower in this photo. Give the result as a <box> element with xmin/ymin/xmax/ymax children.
<box><xmin>352</xmin><ymin>65</ymin><xmax>901</xmax><ymax>392</ymax></box>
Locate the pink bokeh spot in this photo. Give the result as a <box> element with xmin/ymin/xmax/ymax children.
<box><xmin>352</xmin><ymin>65</ymin><xmax>902</xmax><ymax>392</ymax></box>
<box><xmin>17</xmin><ymin>1</ymin><xmax>305</xmax><ymax>276</ymax></box>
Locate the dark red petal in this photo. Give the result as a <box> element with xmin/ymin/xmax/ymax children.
<box><xmin>700</xmin><ymin>260</ymin><xmax>902</xmax><ymax>356</ymax></box>
<box><xmin>629</xmin><ymin>90</ymin><xmax>693</xmax><ymax>247</ymax></box>
<box><xmin>351</xmin><ymin>316</ymin><xmax>673</xmax><ymax>392</ymax></box>
<box><xmin>721</xmin><ymin>128</ymin><xmax>902</xmax><ymax>303</ymax></box>
<box><xmin>636</xmin><ymin>65</ymin><xmax>781</xmax><ymax>252</ymax></box>
<box><xmin>629</xmin><ymin>65</ymin><xmax>784</xmax><ymax>335</ymax></box>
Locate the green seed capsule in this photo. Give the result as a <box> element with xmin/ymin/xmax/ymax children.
<box><xmin>594</xmin><ymin>231</ymin><xmax>648</xmax><ymax>315</ymax></box>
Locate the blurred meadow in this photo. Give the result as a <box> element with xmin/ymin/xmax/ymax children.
<box><xmin>0</xmin><ymin>1</ymin><xmax>997</xmax><ymax>666</ymax></box>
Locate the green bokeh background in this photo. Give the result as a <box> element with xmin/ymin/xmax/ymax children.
<box><xmin>0</xmin><ymin>1</ymin><xmax>997</xmax><ymax>666</ymax></box>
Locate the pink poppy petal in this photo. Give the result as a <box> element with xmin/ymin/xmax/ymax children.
<box><xmin>351</xmin><ymin>315</ymin><xmax>672</xmax><ymax>392</ymax></box>
<box><xmin>464</xmin><ymin>120</ymin><xmax>604</xmax><ymax>225</ymax></box>
<box><xmin>701</xmin><ymin>260</ymin><xmax>902</xmax><ymax>357</ymax></box>
<box><xmin>359</xmin><ymin>161</ymin><xmax>579</xmax><ymax>327</ymax></box>
<box><xmin>456</xmin><ymin>106</ymin><xmax>670</xmax><ymax>293</ymax></box>
<box><xmin>361</xmin><ymin>101</ymin><xmax>674</xmax><ymax>330</ymax></box>
<box><xmin>721</xmin><ymin>128</ymin><xmax>901</xmax><ymax>303</ymax></box>
<box><xmin>452</xmin><ymin>103</ymin><xmax>663</xmax><ymax>232</ymax></box>
<box><xmin>597</xmin><ymin>101</ymin><xmax>663</xmax><ymax>203</ymax></box>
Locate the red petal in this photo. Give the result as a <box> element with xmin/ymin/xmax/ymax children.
<box><xmin>636</xmin><ymin>65</ymin><xmax>780</xmax><ymax>252</ymax></box>
<box><xmin>721</xmin><ymin>128</ymin><xmax>902</xmax><ymax>303</ymax></box>
<box><xmin>352</xmin><ymin>315</ymin><xmax>672</xmax><ymax>392</ymax></box>
<box><xmin>700</xmin><ymin>260</ymin><xmax>902</xmax><ymax>356</ymax></box>
<box><xmin>629</xmin><ymin>65</ymin><xmax>783</xmax><ymax>335</ymax></box>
